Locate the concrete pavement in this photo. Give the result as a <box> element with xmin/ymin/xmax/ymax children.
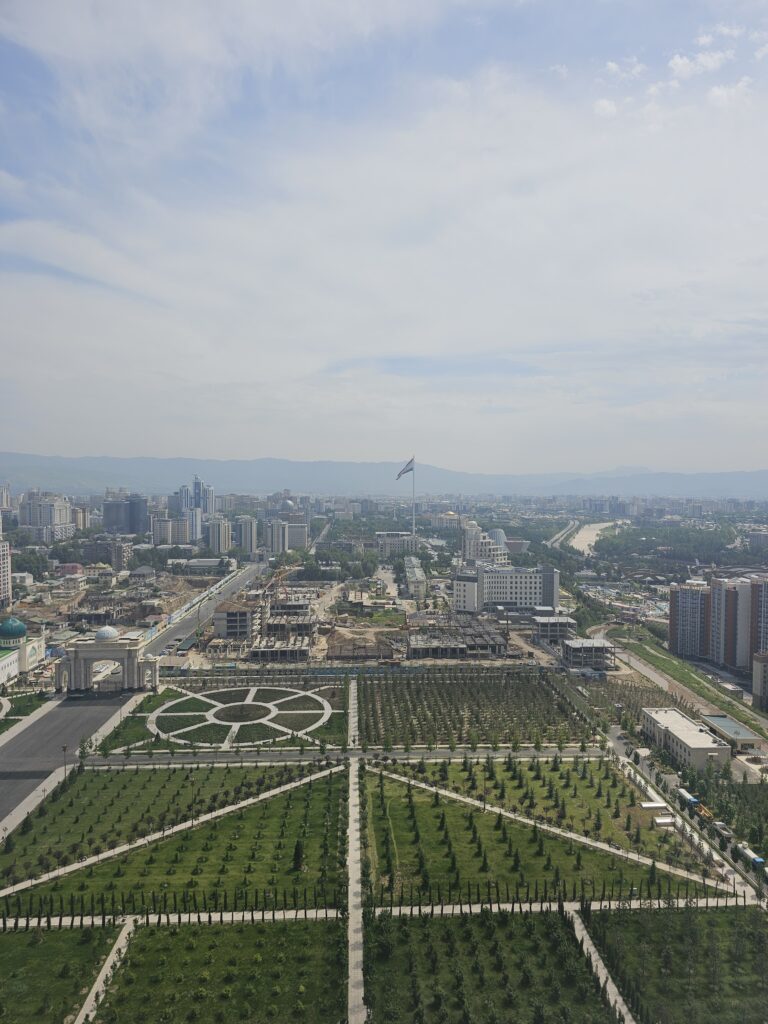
<box><xmin>347</xmin><ymin>758</ymin><xmax>365</xmax><ymax>1024</ymax></box>
<box><xmin>0</xmin><ymin>694</ymin><xmax>129</xmax><ymax>822</ymax></box>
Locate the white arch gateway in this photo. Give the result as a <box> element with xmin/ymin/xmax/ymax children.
<box><xmin>55</xmin><ymin>627</ymin><xmax>159</xmax><ymax>694</ymax></box>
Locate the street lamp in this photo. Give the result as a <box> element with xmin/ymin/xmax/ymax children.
<box><xmin>62</xmin><ymin>745</ymin><xmax>68</xmax><ymax>775</ymax></box>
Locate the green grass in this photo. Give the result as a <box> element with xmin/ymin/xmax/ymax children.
<box><xmin>133</xmin><ymin>688</ymin><xmax>185</xmax><ymax>713</ymax></box>
<box><xmin>8</xmin><ymin>692</ymin><xmax>49</xmax><ymax>716</ymax></box>
<box><xmin>387</xmin><ymin>755</ymin><xmax>707</xmax><ymax>872</ymax></box>
<box><xmin>16</xmin><ymin>770</ymin><xmax>348</xmax><ymax>913</ymax></box>
<box><xmin>156</xmin><ymin>713</ymin><xmax>208</xmax><ymax>733</ymax></box>
<box><xmin>0</xmin><ymin>925</ymin><xmax>117</xmax><ymax>1024</ymax></box>
<box><xmin>278</xmin><ymin>693</ymin><xmax>331</xmax><ymax>711</ymax></box>
<box><xmin>167</xmin><ymin>696</ymin><xmax>214</xmax><ymax>713</ymax></box>
<box><xmin>0</xmin><ymin>718</ymin><xmax>17</xmax><ymax>736</ymax></box>
<box><xmin>588</xmin><ymin>905</ymin><xmax>768</xmax><ymax>1024</ymax></box>
<box><xmin>95</xmin><ymin>921</ymin><xmax>346</xmax><ymax>1024</ymax></box>
<box><xmin>364</xmin><ymin>909</ymin><xmax>613</xmax><ymax>1024</ymax></box>
<box><xmin>179</xmin><ymin>723</ymin><xmax>232</xmax><ymax>744</ymax></box>
<box><xmin>364</xmin><ymin>773</ymin><xmax>699</xmax><ymax>906</ymax></box>
<box><xmin>0</xmin><ymin>764</ymin><xmax>306</xmax><ymax>886</ymax></box>
<box><xmin>272</xmin><ymin>711</ymin><xmax>326</xmax><ymax>732</ymax></box>
<box><xmin>202</xmin><ymin>688</ymin><xmax>252</xmax><ymax>703</ymax></box>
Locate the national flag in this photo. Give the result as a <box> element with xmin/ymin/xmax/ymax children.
<box><xmin>396</xmin><ymin>457</ymin><xmax>415</xmax><ymax>480</ymax></box>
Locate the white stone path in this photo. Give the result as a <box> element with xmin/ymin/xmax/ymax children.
<box><xmin>74</xmin><ymin>917</ymin><xmax>135</xmax><ymax>1024</ymax></box>
<box><xmin>347</xmin><ymin>757</ymin><xmax>365</xmax><ymax>1024</ymax></box>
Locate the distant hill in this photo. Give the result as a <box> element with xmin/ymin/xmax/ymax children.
<box><xmin>1</xmin><ymin>451</ymin><xmax>768</xmax><ymax>499</ymax></box>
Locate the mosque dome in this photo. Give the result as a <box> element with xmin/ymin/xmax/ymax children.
<box><xmin>94</xmin><ymin>625</ymin><xmax>120</xmax><ymax>641</ymax></box>
<box><xmin>0</xmin><ymin>617</ymin><xmax>28</xmax><ymax>644</ymax></box>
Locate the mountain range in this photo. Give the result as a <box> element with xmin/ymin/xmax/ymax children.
<box><xmin>1</xmin><ymin>452</ymin><xmax>768</xmax><ymax>499</ymax></box>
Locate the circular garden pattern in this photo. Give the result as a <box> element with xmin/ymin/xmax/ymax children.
<box><xmin>148</xmin><ymin>686</ymin><xmax>333</xmax><ymax>748</ymax></box>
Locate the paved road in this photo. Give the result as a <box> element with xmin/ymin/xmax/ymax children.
<box><xmin>144</xmin><ymin>563</ymin><xmax>266</xmax><ymax>656</ymax></box>
<box><xmin>0</xmin><ymin>694</ymin><xmax>129</xmax><ymax>820</ymax></box>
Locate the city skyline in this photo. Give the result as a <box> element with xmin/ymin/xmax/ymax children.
<box><xmin>1</xmin><ymin>0</ymin><xmax>768</xmax><ymax>471</ymax></box>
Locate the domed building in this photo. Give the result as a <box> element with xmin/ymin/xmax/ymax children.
<box><xmin>0</xmin><ymin>616</ymin><xmax>46</xmax><ymax>687</ymax></box>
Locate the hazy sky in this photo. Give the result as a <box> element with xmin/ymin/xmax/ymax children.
<box><xmin>1</xmin><ymin>1</ymin><xmax>767</xmax><ymax>474</ymax></box>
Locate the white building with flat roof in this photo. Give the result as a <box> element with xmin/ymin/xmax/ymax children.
<box><xmin>641</xmin><ymin>707</ymin><xmax>731</xmax><ymax>770</ymax></box>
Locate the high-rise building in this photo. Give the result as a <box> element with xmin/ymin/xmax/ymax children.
<box><xmin>185</xmin><ymin>507</ymin><xmax>202</xmax><ymax>541</ymax></box>
<box><xmin>754</xmin><ymin>653</ymin><xmax>768</xmax><ymax>713</ymax></box>
<box><xmin>749</xmin><ymin>576</ymin><xmax>768</xmax><ymax>661</ymax></box>
<box><xmin>193</xmin><ymin>475</ymin><xmax>204</xmax><ymax>509</ymax></box>
<box><xmin>669</xmin><ymin>581</ymin><xmax>711</xmax><ymax>659</ymax></box>
<box><xmin>207</xmin><ymin>518</ymin><xmax>233</xmax><ymax>555</ymax></box>
<box><xmin>179</xmin><ymin>484</ymin><xmax>192</xmax><ymax>510</ymax></box>
<box><xmin>710</xmin><ymin>577</ymin><xmax>752</xmax><ymax>671</ymax></box>
<box><xmin>103</xmin><ymin>500</ymin><xmax>131</xmax><ymax>533</ymax></box>
<box><xmin>201</xmin><ymin>484</ymin><xmax>215</xmax><ymax>516</ymax></box>
<box><xmin>0</xmin><ymin>540</ymin><xmax>11</xmax><ymax>609</ymax></box>
<box><xmin>19</xmin><ymin>491</ymin><xmax>74</xmax><ymax>542</ymax></box>
<box><xmin>236</xmin><ymin>516</ymin><xmax>259</xmax><ymax>554</ymax></box>
<box><xmin>0</xmin><ymin>483</ymin><xmax>11</xmax><ymax>510</ymax></box>
<box><xmin>127</xmin><ymin>494</ymin><xmax>149</xmax><ymax>534</ymax></box>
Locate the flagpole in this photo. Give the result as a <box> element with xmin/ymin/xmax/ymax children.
<box><xmin>412</xmin><ymin>456</ymin><xmax>416</xmax><ymax>537</ymax></box>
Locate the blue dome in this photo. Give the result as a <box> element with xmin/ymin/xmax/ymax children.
<box><xmin>0</xmin><ymin>617</ymin><xmax>28</xmax><ymax>641</ymax></box>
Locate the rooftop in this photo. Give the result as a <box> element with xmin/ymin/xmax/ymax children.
<box><xmin>700</xmin><ymin>713</ymin><xmax>761</xmax><ymax>743</ymax></box>
<box><xmin>644</xmin><ymin>707</ymin><xmax>730</xmax><ymax>750</ymax></box>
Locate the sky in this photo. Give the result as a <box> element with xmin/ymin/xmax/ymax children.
<box><xmin>1</xmin><ymin>0</ymin><xmax>767</xmax><ymax>475</ymax></box>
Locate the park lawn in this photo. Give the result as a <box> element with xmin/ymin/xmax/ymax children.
<box><xmin>8</xmin><ymin>692</ymin><xmax>50</xmax><ymax>716</ymax></box>
<box><xmin>309</xmin><ymin>684</ymin><xmax>347</xmax><ymax>710</ymax></box>
<box><xmin>18</xmin><ymin>770</ymin><xmax>348</xmax><ymax>913</ymax></box>
<box><xmin>165</xmin><ymin>696</ymin><xmax>214</xmax><ymax>713</ymax></box>
<box><xmin>278</xmin><ymin>693</ymin><xmax>332</xmax><ymax>711</ymax></box>
<box><xmin>365</xmin><ymin>773</ymin><xmax>709</xmax><ymax>906</ymax></box>
<box><xmin>0</xmin><ymin>925</ymin><xmax>117</xmax><ymax>1024</ymax></box>
<box><xmin>306</xmin><ymin>711</ymin><xmax>347</xmax><ymax>746</ymax></box>
<box><xmin>133</xmin><ymin>688</ymin><xmax>185</xmax><ymax>713</ymax></box>
<box><xmin>387</xmin><ymin>755</ymin><xmax>708</xmax><ymax>873</ymax></box>
<box><xmin>94</xmin><ymin>920</ymin><xmax>346</xmax><ymax>1024</ymax></box>
<box><xmin>155</xmin><ymin>713</ymin><xmax>209</xmax><ymax>733</ymax></box>
<box><xmin>364</xmin><ymin>909</ymin><xmax>613</xmax><ymax>1024</ymax></box>
<box><xmin>201</xmin><ymin>687</ymin><xmax>252</xmax><ymax>703</ymax></box>
<box><xmin>179</xmin><ymin>723</ymin><xmax>232</xmax><ymax>744</ymax></box>
<box><xmin>588</xmin><ymin>905</ymin><xmax>768</xmax><ymax>1024</ymax></box>
<box><xmin>357</xmin><ymin>667</ymin><xmax>582</xmax><ymax>749</ymax></box>
<box><xmin>0</xmin><ymin>718</ymin><xmax>17</xmax><ymax>736</ymax></box>
<box><xmin>0</xmin><ymin>763</ymin><xmax>308</xmax><ymax>886</ymax></box>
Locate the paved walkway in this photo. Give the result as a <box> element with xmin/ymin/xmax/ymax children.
<box><xmin>4</xmin><ymin>894</ymin><xmax>755</xmax><ymax>931</ymax></box>
<box><xmin>347</xmin><ymin>677</ymin><xmax>358</xmax><ymax>749</ymax></box>
<box><xmin>347</xmin><ymin>757</ymin><xmax>365</xmax><ymax>1024</ymax></box>
<box><xmin>74</xmin><ymin>917</ymin><xmax>135</xmax><ymax>1024</ymax></box>
<box><xmin>0</xmin><ymin>765</ymin><xmax>345</xmax><ymax>899</ymax></box>
<box><xmin>371</xmin><ymin>767</ymin><xmax>722</xmax><ymax>888</ymax></box>
<box><xmin>570</xmin><ymin>909</ymin><xmax>637</xmax><ymax>1024</ymax></box>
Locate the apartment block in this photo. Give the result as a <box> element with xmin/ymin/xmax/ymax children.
<box><xmin>668</xmin><ymin>580</ymin><xmax>710</xmax><ymax>658</ymax></box>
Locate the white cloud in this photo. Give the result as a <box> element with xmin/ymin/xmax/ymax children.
<box><xmin>0</xmin><ymin>0</ymin><xmax>510</xmax><ymax>154</ymax></box>
<box><xmin>669</xmin><ymin>49</ymin><xmax>734</xmax><ymax>79</ymax></box>
<box><xmin>593</xmin><ymin>98</ymin><xmax>618</xmax><ymax>117</ymax></box>
<box><xmin>696</xmin><ymin>33</ymin><xmax>714</xmax><ymax>47</ymax></box>
<box><xmin>708</xmin><ymin>76</ymin><xmax>752</xmax><ymax>108</ymax></box>
<box><xmin>715</xmin><ymin>23</ymin><xmax>744</xmax><ymax>39</ymax></box>
<box><xmin>755</xmin><ymin>43</ymin><xmax>768</xmax><ymax>61</ymax></box>
<box><xmin>549</xmin><ymin>63</ymin><xmax>569</xmax><ymax>79</ymax></box>
<box><xmin>605</xmin><ymin>56</ymin><xmax>646</xmax><ymax>80</ymax></box>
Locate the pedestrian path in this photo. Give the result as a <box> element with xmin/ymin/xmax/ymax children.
<box><xmin>0</xmin><ymin>764</ymin><xmax>346</xmax><ymax>900</ymax></box>
<box><xmin>74</xmin><ymin>917</ymin><xmax>135</xmax><ymax>1024</ymax></box>
<box><xmin>347</xmin><ymin>757</ymin><xmax>365</xmax><ymax>1024</ymax></box>
<box><xmin>347</xmin><ymin>677</ymin><xmax>358</xmax><ymax>748</ymax></box>
<box><xmin>370</xmin><ymin>767</ymin><xmax>724</xmax><ymax>889</ymax></box>
<box><xmin>570</xmin><ymin>909</ymin><xmax>637</xmax><ymax>1024</ymax></box>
